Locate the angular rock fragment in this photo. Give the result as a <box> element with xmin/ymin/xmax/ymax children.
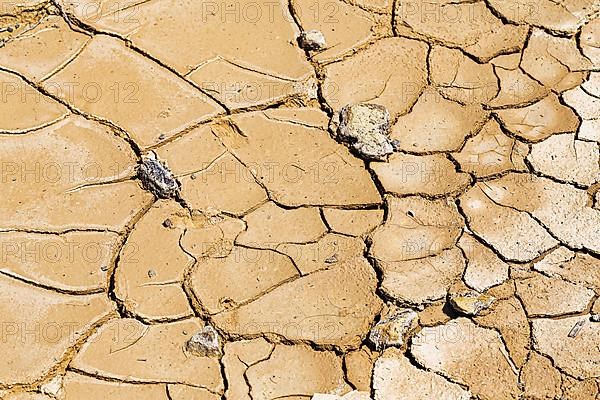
<box><xmin>448</xmin><ymin>290</ymin><xmax>495</xmax><ymax>316</ymax></box>
<box><xmin>411</xmin><ymin>318</ymin><xmax>520</xmax><ymax>400</ymax></box>
<box><xmin>138</xmin><ymin>153</ymin><xmax>180</xmax><ymax>198</ymax></box>
<box><xmin>185</xmin><ymin>325</ymin><xmax>221</xmax><ymax>357</ymax></box>
<box><xmin>337</xmin><ymin>103</ymin><xmax>394</xmax><ymax>160</ymax></box>
<box><xmin>373</xmin><ymin>348</ymin><xmax>471</xmax><ymax>400</ymax></box>
<box><xmin>368</xmin><ymin>308</ymin><xmax>417</xmax><ymax>350</ymax></box>
<box><xmin>293</xmin><ymin>0</ymin><xmax>380</xmax><ymax>62</ymax></box>
<box><xmin>298</xmin><ymin>30</ymin><xmax>327</xmax><ymax>51</ymax></box>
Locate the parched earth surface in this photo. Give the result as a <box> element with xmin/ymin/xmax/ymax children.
<box><xmin>1</xmin><ymin>0</ymin><xmax>600</xmax><ymax>399</ymax></box>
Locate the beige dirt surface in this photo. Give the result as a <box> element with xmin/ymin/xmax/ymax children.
<box><xmin>1</xmin><ymin>0</ymin><xmax>599</xmax><ymax>399</ymax></box>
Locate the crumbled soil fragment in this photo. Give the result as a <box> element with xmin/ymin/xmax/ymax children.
<box><xmin>138</xmin><ymin>153</ymin><xmax>180</xmax><ymax>198</ymax></box>
<box><xmin>337</xmin><ymin>103</ymin><xmax>394</xmax><ymax>160</ymax></box>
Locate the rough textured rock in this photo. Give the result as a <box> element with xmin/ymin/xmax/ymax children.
<box><xmin>337</xmin><ymin>103</ymin><xmax>394</xmax><ymax>160</ymax></box>
<box><xmin>185</xmin><ymin>325</ymin><xmax>221</xmax><ymax>357</ymax></box>
<box><xmin>298</xmin><ymin>30</ymin><xmax>327</xmax><ymax>51</ymax></box>
<box><xmin>411</xmin><ymin>318</ymin><xmax>520</xmax><ymax>400</ymax></box>
<box><xmin>368</xmin><ymin>308</ymin><xmax>418</xmax><ymax>350</ymax></box>
<box><xmin>374</xmin><ymin>348</ymin><xmax>470</xmax><ymax>400</ymax></box>
<box><xmin>448</xmin><ymin>290</ymin><xmax>495</xmax><ymax>316</ymax></box>
<box><xmin>138</xmin><ymin>153</ymin><xmax>180</xmax><ymax>198</ymax></box>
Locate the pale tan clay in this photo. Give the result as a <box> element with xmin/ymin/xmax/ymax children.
<box><xmin>2</xmin><ymin>2</ymin><xmax>599</xmax><ymax>398</ymax></box>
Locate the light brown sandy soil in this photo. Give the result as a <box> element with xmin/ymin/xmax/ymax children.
<box><xmin>0</xmin><ymin>0</ymin><xmax>599</xmax><ymax>399</ymax></box>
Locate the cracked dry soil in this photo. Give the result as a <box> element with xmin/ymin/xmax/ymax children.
<box><xmin>0</xmin><ymin>0</ymin><xmax>599</xmax><ymax>399</ymax></box>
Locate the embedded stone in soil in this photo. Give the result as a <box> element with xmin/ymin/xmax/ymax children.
<box><xmin>138</xmin><ymin>153</ymin><xmax>180</xmax><ymax>198</ymax></box>
<box><xmin>337</xmin><ymin>103</ymin><xmax>394</xmax><ymax>160</ymax></box>
<box><xmin>449</xmin><ymin>291</ymin><xmax>496</xmax><ymax>316</ymax></box>
<box><xmin>368</xmin><ymin>307</ymin><xmax>418</xmax><ymax>350</ymax></box>
<box><xmin>185</xmin><ymin>325</ymin><xmax>221</xmax><ymax>357</ymax></box>
<box><xmin>298</xmin><ymin>30</ymin><xmax>327</xmax><ymax>51</ymax></box>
